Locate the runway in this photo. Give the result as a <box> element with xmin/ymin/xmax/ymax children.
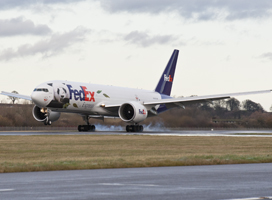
<box><xmin>1</xmin><ymin>130</ymin><xmax>272</xmax><ymax>199</ymax></box>
<box><xmin>0</xmin><ymin>164</ymin><xmax>272</xmax><ymax>200</ymax></box>
<box><xmin>1</xmin><ymin>129</ymin><xmax>272</xmax><ymax>136</ymax></box>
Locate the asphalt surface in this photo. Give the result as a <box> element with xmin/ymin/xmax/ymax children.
<box><xmin>1</xmin><ymin>130</ymin><xmax>272</xmax><ymax>199</ymax></box>
<box><xmin>0</xmin><ymin>164</ymin><xmax>272</xmax><ymax>200</ymax></box>
<box><xmin>1</xmin><ymin>129</ymin><xmax>272</xmax><ymax>136</ymax></box>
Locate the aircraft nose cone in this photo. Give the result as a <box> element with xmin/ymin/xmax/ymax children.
<box><xmin>31</xmin><ymin>92</ymin><xmax>46</xmax><ymax>107</ymax></box>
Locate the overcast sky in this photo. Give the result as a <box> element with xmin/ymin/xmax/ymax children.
<box><xmin>0</xmin><ymin>0</ymin><xmax>272</xmax><ymax>110</ymax></box>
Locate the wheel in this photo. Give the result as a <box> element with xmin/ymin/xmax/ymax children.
<box><xmin>78</xmin><ymin>125</ymin><xmax>88</xmax><ymax>132</ymax></box>
<box><xmin>126</xmin><ymin>125</ymin><xmax>143</xmax><ymax>132</ymax></box>
<box><xmin>91</xmin><ymin>125</ymin><xmax>96</xmax><ymax>131</ymax></box>
<box><xmin>78</xmin><ymin>125</ymin><xmax>96</xmax><ymax>132</ymax></box>
<box><xmin>135</xmin><ymin>125</ymin><xmax>139</xmax><ymax>132</ymax></box>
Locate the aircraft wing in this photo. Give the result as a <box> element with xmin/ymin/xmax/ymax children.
<box><xmin>144</xmin><ymin>89</ymin><xmax>272</xmax><ymax>107</ymax></box>
<box><xmin>101</xmin><ymin>89</ymin><xmax>271</xmax><ymax>112</ymax></box>
<box><xmin>1</xmin><ymin>91</ymin><xmax>32</xmax><ymax>101</ymax></box>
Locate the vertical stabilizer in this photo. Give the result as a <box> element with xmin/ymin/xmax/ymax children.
<box><xmin>155</xmin><ymin>49</ymin><xmax>179</xmax><ymax>96</ymax></box>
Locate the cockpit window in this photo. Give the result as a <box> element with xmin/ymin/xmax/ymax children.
<box><xmin>34</xmin><ymin>88</ymin><xmax>49</xmax><ymax>92</ymax></box>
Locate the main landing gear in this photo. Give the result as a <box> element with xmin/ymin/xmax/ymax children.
<box><xmin>78</xmin><ymin>115</ymin><xmax>96</xmax><ymax>132</ymax></box>
<box><xmin>126</xmin><ymin>124</ymin><xmax>143</xmax><ymax>132</ymax></box>
<box><xmin>78</xmin><ymin>125</ymin><xmax>95</xmax><ymax>132</ymax></box>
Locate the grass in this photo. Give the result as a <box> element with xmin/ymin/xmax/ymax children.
<box><xmin>0</xmin><ymin>135</ymin><xmax>272</xmax><ymax>173</ymax></box>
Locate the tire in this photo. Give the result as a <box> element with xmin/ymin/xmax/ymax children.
<box><xmin>91</xmin><ymin>125</ymin><xmax>96</xmax><ymax>131</ymax></box>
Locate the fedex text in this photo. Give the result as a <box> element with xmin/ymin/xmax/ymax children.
<box><xmin>67</xmin><ymin>85</ymin><xmax>95</xmax><ymax>102</ymax></box>
<box><xmin>164</xmin><ymin>74</ymin><xmax>173</xmax><ymax>82</ymax></box>
<box><xmin>139</xmin><ymin>109</ymin><xmax>146</xmax><ymax>115</ymax></box>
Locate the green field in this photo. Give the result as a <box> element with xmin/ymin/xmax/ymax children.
<box><xmin>0</xmin><ymin>135</ymin><xmax>272</xmax><ymax>173</ymax></box>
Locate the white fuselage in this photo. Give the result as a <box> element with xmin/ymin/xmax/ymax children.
<box><xmin>31</xmin><ymin>80</ymin><xmax>162</xmax><ymax>117</ymax></box>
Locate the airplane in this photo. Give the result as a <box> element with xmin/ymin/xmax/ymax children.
<box><xmin>1</xmin><ymin>49</ymin><xmax>271</xmax><ymax>132</ymax></box>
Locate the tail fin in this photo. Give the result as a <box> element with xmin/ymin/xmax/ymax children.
<box><xmin>155</xmin><ymin>49</ymin><xmax>179</xmax><ymax>96</ymax></box>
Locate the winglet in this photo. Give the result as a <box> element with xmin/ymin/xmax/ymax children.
<box><xmin>155</xmin><ymin>49</ymin><xmax>179</xmax><ymax>96</ymax></box>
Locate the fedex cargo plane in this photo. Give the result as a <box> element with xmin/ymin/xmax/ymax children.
<box><xmin>1</xmin><ymin>50</ymin><xmax>271</xmax><ymax>132</ymax></box>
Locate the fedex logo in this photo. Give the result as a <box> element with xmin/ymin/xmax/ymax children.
<box><xmin>67</xmin><ymin>85</ymin><xmax>95</xmax><ymax>102</ymax></box>
<box><xmin>164</xmin><ymin>74</ymin><xmax>173</xmax><ymax>82</ymax></box>
<box><xmin>139</xmin><ymin>109</ymin><xmax>146</xmax><ymax>115</ymax></box>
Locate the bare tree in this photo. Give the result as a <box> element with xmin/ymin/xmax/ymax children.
<box><xmin>226</xmin><ymin>98</ymin><xmax>240</xmax><ymax>111</ymax></box>
<box><xmin>242</xmin><ymin>99</ymin><xmax>263</xmax><ymax>112</ymax></box>
<box><xmin>7</xmin><ymin>91</ymin><xmax>19</xmax><ymax>104</ymax></box>
<box><xmin>199</xmin><ymin>101</ymin><xmax>213</xmax><ymax>111</ymax></box>
<box><xmin>213</xmin><ymin>99</ymin><xmax>226</xmax><ymax>110</ymax></box>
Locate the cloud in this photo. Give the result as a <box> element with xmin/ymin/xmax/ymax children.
<box><xmin>259</xmin><ymin>52</ymin><xmax>272</xmax><ymax>61</ymax></box>
<box><xmin>124</xmin><ymin>31</ymin><xmax>179</xmax><ymax>47</ymax></box>
<box><xmin>3</xmin><ymin>1</ymin><xmax>271</xmax><ymax>21</ymax></box>
<box><xmin>0</xmin><ymin>17</ymin><xmax>52</xmax><ymax>36</ymax></box>
<box><xmin>97</xmin><ymin>0</ymin><xmax>272</xmax><ymax>21</ymax></box>
<box><xmin>0</xmin><ymin>27</ymin><xmax>90</xmax><ymax>61</ymax></box>
<box><xmin>0</xmin><ymin>0</ymin><xmax>85</xmax><ymax>10</ymax></box>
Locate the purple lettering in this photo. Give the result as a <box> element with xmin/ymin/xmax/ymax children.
<box><xmin>67</xmin><ymin>85</ymin><xmax>74</xmax><ymax>100</ymax></box>
<box><xmin>66</xmin><ymin>84</ymin><xmax>95</xmax><ymax>102</ymax></box>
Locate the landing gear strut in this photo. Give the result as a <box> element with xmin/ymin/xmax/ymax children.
<box><xmin>126</xmin><ymin>124</ymin><xmax>143</xmax><ymax>132</ymax></box>
<box><xmin>78</xmin><ymin>115</ymin><xmax>96</xmax><ymax>132</ymax></box>
<box><xmin>44</xmin><ymin>120</ymin><xmax>52</xmax><ymax>125</ymax></box>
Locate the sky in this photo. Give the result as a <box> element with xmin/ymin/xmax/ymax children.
<box><xmin>0</xmin><ymin>0</ymin><xmax>272</xmax><ymax>110</ymax></box>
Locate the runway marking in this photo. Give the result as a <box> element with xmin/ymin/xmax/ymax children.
<box><xmin>98</xmin><ymin>183</ymin><xmax>159</xmax><ymax>187</ymax></box>
<box><xmin>227</xmin><ymin>197</ymin><xmax>272</xmax><ymax>200</ymax></box>
<box><xmin>144</xmin><ymin>133</ymin><xmax>272</xmax><ymax>137</ymax></box>
<box><xmin>0</xmin><ymin>189</ymin><xmax>14</xmax><ymax>192</ymax></box>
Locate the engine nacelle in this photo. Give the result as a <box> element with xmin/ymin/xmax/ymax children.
<box><xmin>118</xmin><ymin>102</ymin><xmax>148</xmax><ymax>123</ymax></box>
<box><xmin>32</xmin><ymin>105</ymin><xmax>60</xmax><ymax>123</ymax></box>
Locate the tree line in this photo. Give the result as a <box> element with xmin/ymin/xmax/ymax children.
<box><xmin>0</xmin><ymin>97</ymin><xmax>272</xmax><ymax>128</ymax></box>
<box><xmin>159</xmin><ymin>98</ymin><xmax>272</xmax><ymax>128</ymax></box>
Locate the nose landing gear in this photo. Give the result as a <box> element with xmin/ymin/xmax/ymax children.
<box><xmin>44</xmin><ymin>120</ymin><xmax>51</xmax><ymax>125</ymax></box>
<box><xmin>126</xmin><ymin>124</ymin><xmax>143</xmax><ymax>132</ymax></box>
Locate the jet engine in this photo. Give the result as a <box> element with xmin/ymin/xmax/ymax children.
<box><xmin>32</xmin><ymin>105</ymin><xmax>60</xmax><ymax>125</ymax></box>
<box><xmin>118</xmin><ymin>102</ymin><xmax>148</xmax><ymax>123</ymax></box>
